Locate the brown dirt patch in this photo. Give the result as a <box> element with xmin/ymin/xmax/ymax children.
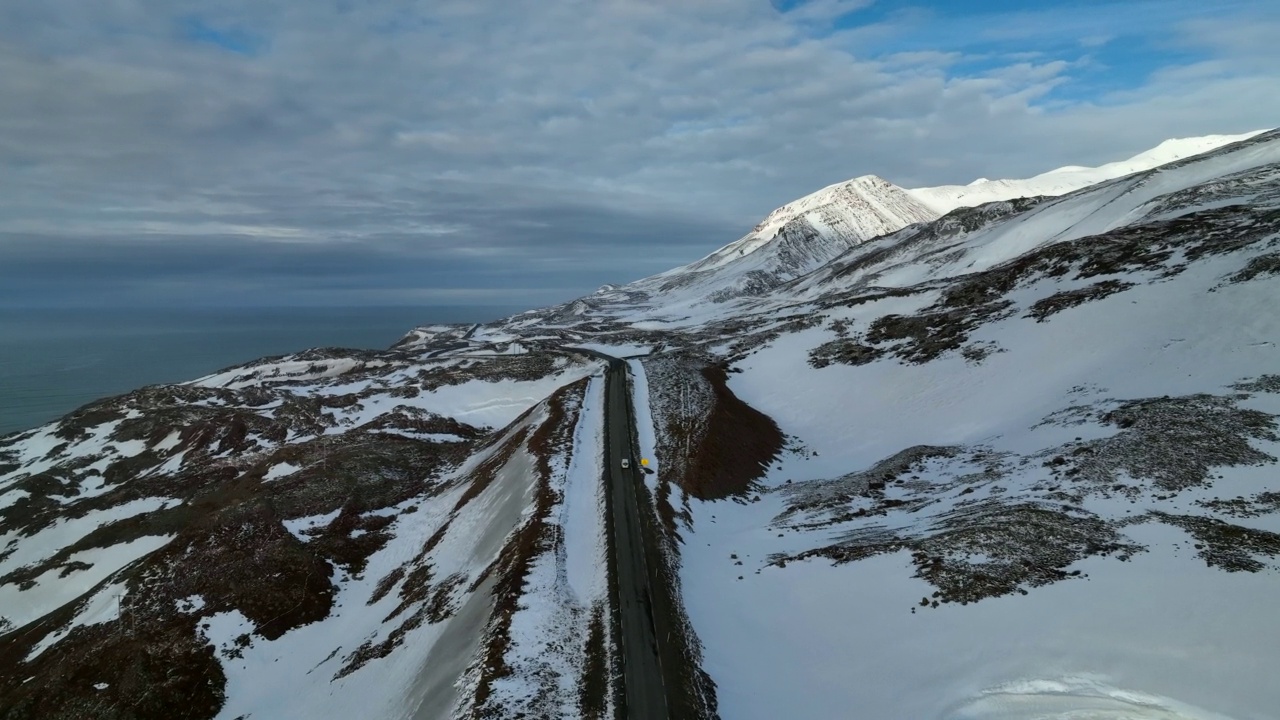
<box><xmin>659</xmin><ymin>362</ymin><xmax>783</xmax><ymax>501</ymax></box>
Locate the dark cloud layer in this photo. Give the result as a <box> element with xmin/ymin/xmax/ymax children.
<box><xmin>2</xmin><ymin>0</ymin><xmax>1277</xmax><ymax>307</ymax></box>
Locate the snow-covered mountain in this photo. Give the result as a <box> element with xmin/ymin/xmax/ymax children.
<box><xmin>637</xmin><ymin>174</ymin><xmax>939</xmax><ymax>304</ymax></box>
<box><xmin>907</xmin><ymin>130</ymin><xmax>1268</xmax><ymax>214</ymax></box>
<box><xmin>631</xmin><ymin>130</ymin><xmax>1267</xmax><ymax>308</ymax></box>
<box><xmin>3</xmin><ymin>128</ymin><xmax>1279</xmax><ymax>720</ymax></box>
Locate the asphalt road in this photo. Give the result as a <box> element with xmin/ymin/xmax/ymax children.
<box><xmin>565</xmin><ymin>350</ymin><xmax>669</xmax><ymax>719</ymax></box>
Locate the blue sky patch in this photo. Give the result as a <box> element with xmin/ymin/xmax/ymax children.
<box><xmin>180</xmin><ymin>16</ymin><xmax>264</xmax><ymax>55</ymax></box>
<box><xmin>774</xmin><ymin>0</ymin><xmax>1234</xmax><ymax>104</ymax></box>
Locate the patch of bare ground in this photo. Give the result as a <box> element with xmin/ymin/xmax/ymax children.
<box><xmin>2</xmin><ymin>383</ymin><xmax>439</xmax><ymax>540</ymax></box>
<box><xmin>0</xmin><ymin>497</ymin><xmax>333</xmax><ymax>719</ymax></box>
<box><xmin>815</xmin><ymin>287</ymin><xmax>923</xmax><ymax>312</ymax></box>
<box><xmin>578</xmin><ymin>603</ymin><xmax>610</xmax><ymax>720</ymax></box>
<box><xmin>1223</xmin><ymin>251</ymin><xmax>1280</xmax><ymax>285</ymax></box>
<box><xmin>7</xmin><ymin>429</ymin><xmax>464</xmax><ymax>597</ymax></box>
<box><xmin>1026</xmin><ymin>280</ymin><xmax>1136</xmax><ymax>322</ymax></box>
<box><xmin>0</xmin><ymin>613</ymin><xmax>224</xmax><ymax>720</ymax></box>
<box><xmin>720</xmin><ymin>313</ymin><xmax>824</xmax><ymax>361</ymax></box>
<box><xmin>412</xmin><ymin>353</ymin><xmax>577</xmax><ymax>393</ymax></box>
<box><xmin>686</xmin><ymin>364</ymin><xmax>783</xmax><ymax>500</ymax></box>
<box><xmin>644</xmin><ymin>355</ymin><xmax>783</xmax><ymax>505</ymax></box>
<box><xmin>140</xmin><ymin>502</ymin><xmax>337</xmax><ymax>640</ymax></box>
<box><xmin>1149</xmin><ymin>512</ymin><xmax>1280</xmax><ymax>572</ymax></box>
<box><xmin>775</xmin><ymin>501</ymin><xmax>1140</xmax><ymax>607</ymax></box>
<box><xmin>808</xmin><ymin>337</ymin><xmax>882</xmax><ymax>368</ymax></box>
<box><xmin>1233</xmin><ymin>374</ymin><xmax>1280</xmax><ymax>394</ymax></box>
<box><xmin>354</xmin><ymin>406</ymin><xmax>485</xmax><ymax>440</ymax></box>
<box><xmin>809</xmin><ymin>298</ymin><xmax>1014</xmax><ymax>367</ymax></box>
<box><xmin>266</xmin><ymin>434</ymin><xmax>466</xmax><ymax>536</ymax></box>
<box><xmin>1038</xmin><ymin>393</ymin><xmax>1278</xmax><ymax>494</ymax></box>
<box><xmin>1198</xmin><ymin>492</ymin><xmax>1280</xmax><ymax>518</ymax></box>
<box><xmin>776</xmin><ymin>446</ymin><xmax>962</xmax><ymax>528</ymax></box>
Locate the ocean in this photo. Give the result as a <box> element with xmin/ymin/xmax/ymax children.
<box><xmin>0</xmin><ymin>306</ymin><xmax>520</xmax><ymax>437</ymax></box>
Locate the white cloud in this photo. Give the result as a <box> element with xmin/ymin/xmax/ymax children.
<box><xmin>777</xmin><ymin>0</ymin><xmax>874</xmax><ymax>24</ymax></box>
<box><xmin>0</xmin><ymin>0</ymin><xmax>1277</xmax><ymax>306</ymax></box>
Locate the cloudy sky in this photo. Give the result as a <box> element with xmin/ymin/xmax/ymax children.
<box><xmin>2</xmin><ymin>0</ymin><xmax>1277</xmax><ymax>309</ymax></box>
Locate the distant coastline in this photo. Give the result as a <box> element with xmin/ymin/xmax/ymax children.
<box><xmin>0</xmin><ymin>305</ymin><xmax>519</xmax><ymax>436</ymax></box>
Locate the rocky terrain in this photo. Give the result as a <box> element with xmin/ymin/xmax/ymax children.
<box><xmin>1</xmin><ymin>331</ymin><xmax>617</xmax><ymax>719</ymax></box>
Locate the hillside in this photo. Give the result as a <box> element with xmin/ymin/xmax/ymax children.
<box><xmin>619</xmin><ymin>130</ymin><xmax>1264</xmax><ymax>310</ymax></box>
<box><xmin>1</xmin><ymin>341</ymin><xmax>619</xmax><ymax>718</ymax></box>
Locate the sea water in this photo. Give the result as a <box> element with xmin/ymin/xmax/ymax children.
<box><xmin>0</xmin><ymin>306</ymin><xmax>519</xmax><ymax>436</ymax></box>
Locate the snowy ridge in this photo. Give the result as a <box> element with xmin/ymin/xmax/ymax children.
<box><xmin>626</xmin><ymin>131</ymin><xmax>1268</xmax><ymax>310</ymax></box>
<box><xmin>638</xmin><ymin>175</ymin><xmax>939</xmax><ymax>304</ymax></box>
<box><xmin>776</xmin><ymin>128</ymin><xmax>1280</xmax><ymax>299</ymax></box>
<box><xmin>680</xmin><ymin>175</ymin><xmax>939</xmax><ymax>274</ymax></box>
<box><xmin>907</xmin><ymin>130</ymin><xmax>1268</xmax><ymax>215</ymax></box>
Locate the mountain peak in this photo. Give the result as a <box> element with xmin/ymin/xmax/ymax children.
<box><xmin>640</xmin><ymin>172</ymin><xmax>938</xmax><ymax>304</ymax></box>
<box><xmin>634</xmin><ymin>129</ymin><xmax>1275</xmax><ymax>310</ymax></box>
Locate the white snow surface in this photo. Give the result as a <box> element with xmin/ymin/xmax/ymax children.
<box><xmin>1</xmin><ymin>534</ymin><xmax>173</xmax><ymax>634</ymax></box>
<box><xmin>909</xmin><ymin>130</ymin><xmax>1269</xmax><ymax>215</ymax></box>
<box><xmin>565</xmin><ymin>342</ymin><xmax>654</xmax><ymax>358</ymax></box>
<box><xmin>191</xmin><ymin>357</ymin><xmax>368</xmax><ymax>390</ymax></box>
<box><xmin>627</xmin><ymin>359</ymin><xmax>660</xmax><ymax>494</ymax></box>
<box><xmin>562</xmin><ymin>374</ymin><xmax>608</xmax><ymax>602</ymax></box>
<box><xmin>678</xmin><ymin>174</ymin><xmax>939</xmax><ymax>275</ymax></box>
<box><xmin>281</xmin><ymin>509</ymin><xmax>341</xmax><ymax>542</ymax></box>
<box><xmin>262</xmin><ymin>462</ymin><xmax>302</xmax><ymax>482</ymax></box>
<box><xmin>484</xmin><ymin>374</ymin><xmax>612</xmax><ymax>716</ymax></box>
<box><xmin>27</xmin><ymin>580</ymin><xmax>129</xmax><ymax>659</ymax></box>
